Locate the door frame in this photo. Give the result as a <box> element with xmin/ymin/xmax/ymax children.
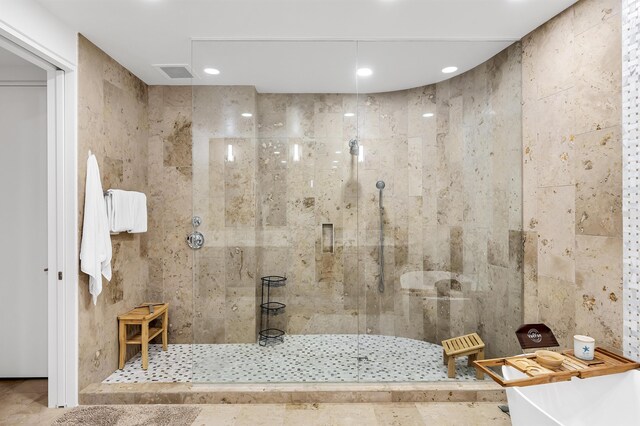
<box><xmin>0</xmin><ymin>31</ymin><xmax>78</xmax><ymax>407</ymax></box>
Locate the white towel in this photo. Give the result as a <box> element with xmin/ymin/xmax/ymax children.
<box><xmin>80</xmin><ymin>154</ymin><xmax>112</xmax><ymax>305</ymax></box>
<box><xmin>129</xmin><ymin>192</ymin><xmax>147</xmax><ymax>233</ymax></box>
<box><xmin>105</xmin><ymin>189</ymin><xmax>147</xmax><ymax>233</ymax></box>
<box><xmin>105</xmin><ymin>189</ymin><xmax>132</xmax><ymax>233</ymax></box>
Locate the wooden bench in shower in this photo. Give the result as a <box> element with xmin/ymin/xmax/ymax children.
<box><xmin>118</xmin><ymin>303</ymin><xmax>168</xmax><ymax>370</ymax></box>
<box><xmin>442</xmin><ymin>333</ymin><xmax>485</xmax><ymax>379</ymax></box>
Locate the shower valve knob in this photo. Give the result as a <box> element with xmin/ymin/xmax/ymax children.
<box><xmin>186</xmin><ymin>231</ymin><xmax>205</xmax><ymax>250</ymax></box>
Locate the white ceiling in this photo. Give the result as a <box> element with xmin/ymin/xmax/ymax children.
<box><xmin>35</xmin><ymin>0</ymin><xmax>577</xmax><ymax>93</ymax></box>
<box><xmin>191</xmin><ymin>40</ymin><xmax>514</xmax><ymax>93</ymax></box>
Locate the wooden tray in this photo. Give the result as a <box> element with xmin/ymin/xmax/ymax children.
<box><xmin>474</xmin><ymin>347</ymin><xmax>640</xmax><ymax>388</ymax></box>
<box><xmin>563</xmin><ymin>348</ymin><xmax>639</xmax><ymax>379</ymax></box>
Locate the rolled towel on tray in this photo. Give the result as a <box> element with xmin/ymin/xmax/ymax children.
<box><xmin>105</xmin><ymin>189</ymin><xmax>147</xmax><ymax>233</ymax></box>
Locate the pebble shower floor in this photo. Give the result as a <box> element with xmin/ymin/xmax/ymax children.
<box><xmin>103</xmin><ymin>334</ymin><xmax>483</xmax><ymax>384</ymax></box>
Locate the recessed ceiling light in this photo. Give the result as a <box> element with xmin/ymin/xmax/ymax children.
<box><xmin>357</xmin><ymin>68</ymin><xmax>373</xmax><ymax>77</ymax></box>
<box><xmin>344</xmin><ymin>112</ymin><xmax>355</xmax><ymax>117</ymax></box>
<box><xmin>335</xmin><ymin>151</ymin><xmax>342</xmax><ymax>154</ymax></box>
<box><xmin>281</xmin><ymin>160</ymin><xmax>287</xmax><ymax>164</ymax></box>
<box><xmin>241</xmin><ymin>112</ymin><xmax>252</xmax><ymax>117</ymax></box>
<box><xmin>333</xmin><ymin>160</ymin><xmax>339</xmax><ymax>163</ymax></box>
<box><xmin>442</xmin><ymin>66</ymin><xmax>458</xmax><ymax>74</ymax></box>
<box><xmin>422</xmin><ymin>113</ymin><xmax>434</xmax><ymax>118</ymax></box>
<box><xmin>274</xmin><ymin>151</ymin><xmax>280</xmax><ymax>155</ymax></box>
<box><xmin>203</xmin><ymin>68</ymin><xmax>220</xmax><ymax>75</ymax></box>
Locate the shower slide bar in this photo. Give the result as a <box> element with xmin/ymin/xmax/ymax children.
<box><xmin>377</xmin><ymin>181</ymin><xmax>385</xmax><ymax>294</ymax></box>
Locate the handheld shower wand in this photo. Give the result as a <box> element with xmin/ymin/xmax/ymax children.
<box><xmin>349</xmin><ymin>139</ymin><xmax>359</xmax><ymax>156</ymax></box>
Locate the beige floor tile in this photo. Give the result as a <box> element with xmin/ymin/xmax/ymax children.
<box><xmin>0</xmin><ymin>380</ymin><xmax>511</xmax><ymax>426</ymax></box>
<box><xmin>0</xmin><ymin>380</ymin><xmax>21</xmax><ymax>395</ymax></box>
<box><xmin>0</xmin><ymin>392</ymin><xmax>46</xmax><ymax>417</ymax></box>
<box><xmin>373</xmin><ymin>403</ymin><xmax>425</xmax><ymax>426</ymax></box>
<box><xmin>284</xmin><ymin>403</ymin><xmax>377</xmax><ymax>426</ymax></box>
<box><xmin>415</xmin><ymin>402</ymin><xmax>511</xmax><ymax>426</ymax></box>
<box><xmin>194</xmin><ymin>403</ymin><xmax>286</xmax><ymax>426</ymax></box>
<box><xmin>191</xmin><ymin>404</ymin><xmax>243</xmax><ymax>426</ymax></box>
<box><xmin>0</xmin><ymin>405</ymin><xmax>70</xmax><ymax>426</ymax></box>
<box><xmin>10</xmin><ymin>379</ymin><xmax>48</xmax><ymax>395</ymax></box>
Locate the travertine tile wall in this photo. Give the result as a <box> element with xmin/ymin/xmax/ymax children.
<box><xmin>522</xmin><ymin>0</ymin><xmax>623</xmax><ymax>349</ymax></box>
<box><xmin>184</xmin><ymin>44</ymin><xmax>524</xmax><ymax>358</ymax></box>
<box><xmin>77</xmin><ymin>0</ymin><xmax>625</xmax><ymax>387</ymax></box>
<box><xmin>191</xmin><ymin>86</ymin><xmax>258</xmax><ymax>343</ymax></box>
<box><xmin>147</xmin><ymin>86</ymin><xmax>194</xmax><ymax>343</ymax></box>
<box><xmin>253</xmin><ymin>93</ymin><xmax>361</xmax><ymax>337</ymax></box>
<box><xmin>77</xmin><ymin>35</ymin><xmax>151</xmax><ymax>390</ymax></box>
<box><xmin>434</xmin><ymin>44</ymin><xmax>524</xmax><ymax>357</ymax></box>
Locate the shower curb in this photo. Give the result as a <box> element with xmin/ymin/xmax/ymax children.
<box><xmin>79</xmin><ymin>382</ymin><xmax>505</xmax><ymax>405</ymax></box>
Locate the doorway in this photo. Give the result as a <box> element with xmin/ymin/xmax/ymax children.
<box><xmin>0</xmin><ymin>46</ymin><xmax>48</xmax><ymax>379</ymax></box>
<box><xmin>0</xmin><ymin>34</ymin><xmax>69</xmax><ymax>407</ymax></box>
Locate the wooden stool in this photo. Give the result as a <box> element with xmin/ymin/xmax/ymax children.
<box><xmin>118</xmin><ymin>303</ymin><xmax>168</xmax><ymax>370</ymax></box>
<box><xmin>442</xmin><ymin>333</ymin><xmax>485</xmax><ymax>379</ymax></box>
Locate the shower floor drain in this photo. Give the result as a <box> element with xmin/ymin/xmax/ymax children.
<box><xmin>356</xmin><ymin>356</ymin><xmax>369</xmax><ymax>362</ymax></box>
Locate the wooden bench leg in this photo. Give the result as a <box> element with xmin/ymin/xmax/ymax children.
<box><xmin>447</xmin><ymin>356</ymin><xmax>456</xmax><ymax>378</ymax></box>
<box><xmin>467</xmin><ymin>353</ymin><xmax>476</xmax><ymax>367</ymax></box>
<box><xmin>118</xmin><ymin>321</ymin><xmax>126</xmax><ymax>370</ymax></box>
<box><xmin>141</xmin><ymin>320</ymin><xmax>149</xmax><ymax>370</ymax></box>
<box><xmin>443</xmin><ymin>349</ymin><xmax>449</xmax><ymax>366</ymax></box>
<box><xmin>475</xmin><ymin>350</ymin><xmax>484</xmax><ymax>380</ymax></box>
<box><xmin>162</xmin><ymin>310</ymin><xmax>168</xmax><ymax>351</ymax></box>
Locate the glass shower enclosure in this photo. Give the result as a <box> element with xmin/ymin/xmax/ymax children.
<box><xmin>188</xmin><ymin>40</ymin><xmax>523</xmax><ymax>384</ymax></box>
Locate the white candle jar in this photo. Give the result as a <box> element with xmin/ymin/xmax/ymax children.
<box><xmin>574</xmin><ymin>335</ymin><xmax>595</xmax><ymax>361</ymax></box>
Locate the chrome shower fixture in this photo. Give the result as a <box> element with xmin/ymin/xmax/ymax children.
<box><xmin>349</xmin><ymin>139</ymin><xmax>359</xmax><ymax>156</ymax></box>
<box><xmin>187</xmin><ymin>216</ymin><xmax>204</xmax><ymax>250</ymax></box>
<box><xmin>377</xmin><ymin>180</ymin><xmax>385</xmax><ymax>294</ymax></box>
<box><xmin>376</xmin><ymin>180</ymin><xmax>385</xmax><ymax>209</ymax></box>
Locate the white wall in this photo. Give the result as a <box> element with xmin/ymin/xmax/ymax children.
<box><xmin>0</xmin><ymin>0</ymin><xmax>76</xmax><ymax>68</ymax></box>
<box><xmin>0</xmin><ymin>47</ymin><xmax>47</xmax><ymax>81</ymax></box>
<box><xmin>0</xmin><ymin>0</ymin><xmax>79</xmax><ymax>406</ymax></box>
<box><xmin>0</xmin><ymin>65</ymin><xmax>46</xmax><ymax>80</ymax></box>
<box><xmin>0</xmin><ymin>84</ymin><xmax>48</xmax><ymax>378</ymax></box>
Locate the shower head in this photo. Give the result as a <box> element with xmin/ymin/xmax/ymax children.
<box><xmin>349</xmin><ymin>139</ymin><xmax>359</xmax><ymax>156</ymax></box>
<box><xmin>376</xmin><ymin>181</ymin><xmax>385</xmax><ymax>190</ymax></box>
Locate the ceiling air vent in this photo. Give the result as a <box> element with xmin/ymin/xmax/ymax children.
<box><xmin>154</xmin><ymin>64</ymin><xmax>193</xmax><ymax>79</ymax></box>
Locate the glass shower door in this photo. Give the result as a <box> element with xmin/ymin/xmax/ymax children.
<box><xmin>189</xmin><ymin>40</ymin><xmax>362</xmax><ymax>384</ymax></box>
<box><xmin>355</xmin><ymin>40</ymin><xmax>524</xmax><ymax>382</ymax></box>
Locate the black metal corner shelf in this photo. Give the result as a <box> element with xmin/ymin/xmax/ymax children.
<box><xmin>261</xmin><ymin>275</ymin><xmax>287</xmax><ymax>287</ymax></box>
<box><xmin>259</xmin><ymin>275</ymin><xmax>286</xmax><ymax>346</ymax></box>
<box><xmin>258</xmin><ymin>328</ymin><xmax>285</xmax><ymax>345</ymax></box>
<box><xmin>260</xmin><ymin>301</ymin><xmax>286</xmax><ymax>315</ymax></box>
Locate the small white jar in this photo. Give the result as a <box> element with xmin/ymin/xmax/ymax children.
<box><xmin>574</xmin><ymin>335</ymin><xmax>595</xmax><ymax>360</ymax></box>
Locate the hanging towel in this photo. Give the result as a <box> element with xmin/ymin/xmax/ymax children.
<box><xmin>105</xmin><ymin>189</ymin><xmax>133</xmax><ymax>233</ymax></box>
<box><xmin>80</xmin><ymin>154</ymin><xmax>112</xmax><ymax>305</ymax></box>
<box><xmin>105</xmin><ymin>189</ymin><xmax>147</xmax><ymax>233</ymax></box>
<box><xmin>129</xmin><ymin>191</ymin><xmax>147</xmax><ymax>233</ymax></box>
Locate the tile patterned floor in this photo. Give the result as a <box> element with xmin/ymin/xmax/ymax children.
<box><xmin>104</xmin><ymin>334</ymin><xmax>483</xmax><ymax>384</ymax></box>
